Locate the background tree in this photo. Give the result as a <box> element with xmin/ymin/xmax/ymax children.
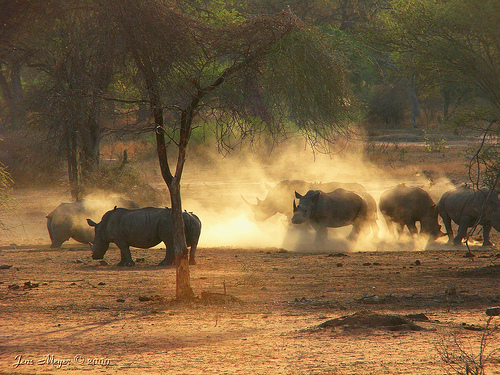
<box><xmin>364</xmin><ymin>0</ymin><xmax>500</xmax><ymax>185</ymax></box>
<box><xmin>103</xmin><ymin>1</ymin><xmax>353</xmax><ymax>298</ymax></box>
<box><xmin>23</xmin><ymin>0</ymin><xmax>123</xmax><ymax>198</ymax></box>
<box><xmin>0</xmin><ymin>0</ymin><xmax>44</xmax><ymax>128</ymax></box>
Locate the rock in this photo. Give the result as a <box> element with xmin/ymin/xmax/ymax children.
<box><xmin>0</xmin><ymin>265</ymin><xmax>13</xmax><ymax>269</ymax></box>
<box><xmin>363</xmin><ymin>262</ymin><xmax>371</xmax><ymax>266</ymax></box>
<box><xmin>24</xmin><ymin>281</ymin><xmax>39</xmax><ymax>289</ymax></box>
<box><xmin>98</xmin><ymin>282</ymin><xmax>106</xmax><ymax>286</ymax></box>
<box><xmin>445</xmin><ymin>286</ymin><xmax>457</xmax><ymax>297</ymax></box>
<box><xmin>415</xmin><ymin>260</ymin><xmax>421</xmax><ymax>266</ymax></box>
<box><xmin>8</xmin><ymin>284</ymin><xmax>19</xmax><ymax>290</ymax></box>
<box><xmin>486</xmin><ymin>306</ymin><xmax>500</xmax><ymax>316</ymax></box>
<box><xmin>336</xmin><ymin>263</ymin><xmax>343</xmax><ymax>267</ymax></box>
<box><xmin>117</xmin><ymin>298</ymin><xmax>125</xmax><ymax>303</ymax></box>
<box><xmin>139</xmin><ymin>296</ymin><xmax>153</xmax><ymax>302</ymax></box>
<box><xmin>136</xmin><ymin>258</ymin><xmax>145</xmax><ymax>263</ymax></box>
<box><xmin>74</xmin><ymin>259</ymin><xmax>84</xmax><ymax>264</ymax></box>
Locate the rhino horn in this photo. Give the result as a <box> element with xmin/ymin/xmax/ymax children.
<box><xmin>264</xmin><ymin>183</ymin><xmax>272</xmax><ymax>190</ymax></box>
<box><xmin>295</xmin><ymin>191</ymin><xmax>302</xmax><ymax>199</ymax></box>
<box><xmin>87</xmin><ymin>218</ymin><xmax>98</xmax><ymax>227</ymax></box>
<box><xmin>241</xmin><ymin>195</ymin><xmax>257</xmax><ymax>210</ymax></box>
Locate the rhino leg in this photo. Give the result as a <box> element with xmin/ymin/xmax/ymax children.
<box><xmin>159</xmin><ymin>242</ymin><xmax>176</xmax><ymax>266</ymax></box>
<box><xmin>346</xmin><ymin>227</ymin><xmax>360</xmax><ymax>241</ymax></box>
<box><xmin>189</xmin><ymin>244</ymin><xmax>197</xmax><ymax>265</ymax></box>
<box><xmin>382</xmin><ymin>214</ymin><xmax>396</xmax><ymax>237</ymax></box>
<box><xmin>313</xmin><ymin>226</ymin><xmax>328</xmax><ymax>245</ymax></box>
<box><xmin>454</xmin><ymin>216</ymin><xmax>474</xmax><ymax>245</ymax></box>
<box><xmin>406</xmin><ymin>221</ymin><xmax>418</xmax><ymax>236</ymax></box>
<box><xmin>440</xmin><ymin>212</ymin><xmax>454</xmax><ymax>244</ymax></box>
<box><xmin>50</xmin><ymin>239</ymin><xmax>66</xmax><ymax>248</ymax></box>
<box><xmin>370</xmin><ymin>221</ymin><xmax>380</xmax><ymax>239</ymax></box>
<box><xmin>482</xmin><ymin>223</ymin><xmax>493</xmax><ymax>247</ymax></box>
<box><xmin>395</xmin><ymin>222</ymin><xmax>405</xmax><ymax>238</ymax></box>
<box><xmin>115</xmin><ymin>240</ymin><xmax>135</xmax><ymax>267</ymax></box>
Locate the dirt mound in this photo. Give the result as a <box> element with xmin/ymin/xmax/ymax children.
<box><xmin>316</xmin><ymin>310</ymin><xmax>427</xmax><ymax>331</ymax></box>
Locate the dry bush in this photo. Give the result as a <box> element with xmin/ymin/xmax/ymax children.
<box><xmin>83</xmin><ymin>162</ymin><xmax>163</xmax><ymax>206</ymax></box>
<box><xmin>436</xmin><ymin>317</ymin><xmax>499</xmax><ymax>375</ymax></box>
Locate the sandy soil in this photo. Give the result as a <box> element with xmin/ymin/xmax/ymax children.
<box><xmin>1</xmin><ymin>136</ymin><xmax>500</xmax><ymax>374</ymax></box>
<box><xmin>1</xmin><ymin>242</ymin><xmax>499</xmax><ymax>374</ymax></box>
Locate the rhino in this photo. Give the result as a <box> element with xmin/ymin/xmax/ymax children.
<box><xmin>379</xmin><ymin>184</ymin><xmax>444</xmax><ymax>239</ymax></box>
<box><xmin>438</xmin><ymin>187</ymin><xmax>500</xmax><ymax>246</ymax></box>
<box><xmin>291</xmin><ymin>188</ymin><xmax>371</xmax><ymax>243</ymax></box>
<box><xmin>87</xmin><ymin>207</ymin><xmax>202</xmax><ymax>266</ymax></box>
<box><xmin>46</xmin><ymin>198</ymin><xmax>139</xmax><ymax>248</ymax></box>
<box><xmin>243</xmin><ymin>180</ymin><xmax>367</xmax><ymax>221</ymax></box>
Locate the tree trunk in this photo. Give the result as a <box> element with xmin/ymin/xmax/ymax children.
<box><xmin>80</xmin><ymin>115</ymin><xmax>101</xmax><ymax>182</ymax></box>
<box><xmin>67</xmin><ymin>126</ymin><xmax>80</xmax><ymax>200</ymax></box>
<box><xmin>152</xmin><ymin>95</ymin><xmax>194</xmax><ymax>299</ymax></box>
<box><xmin>0</xmin><ymin>64</ymin><xmax>25</xmax><ymax>128</ymax></box>
<box><xmin>169</xmin><ymin>181</ymin><xmax>194</xmax><ymax>299</ymax></box>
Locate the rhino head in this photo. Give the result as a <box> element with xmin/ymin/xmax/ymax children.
<box><xmin>86</xmin><ymin>218</ymin><xmax>110</xmax><ymax>259</ymax></box>
<box><xmin>242</xmin><ymin>196</ymin><xmax>279</xmax><ymax>221</ymax></box>
<box><xmin>421</xmin><ymin>204</ymin><xmax>446</xmax><ymax>240</ymax></box>
<box><xmin>291</xmin><ymin>190</ymin><xmax>320</xmax><ymax>224</ymax></box>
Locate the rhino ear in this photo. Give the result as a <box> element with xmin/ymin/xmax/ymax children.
<box><xmin>295</xmin><ymin>191</ymin><xmax>302</xmax><ymax>199</ymax></box>
<box><xmin>87</xmin><ymin>219</ymin><xmax>98</xmax><ymax>227</ymax></box>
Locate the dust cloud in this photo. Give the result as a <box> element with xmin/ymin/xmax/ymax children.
<box><xmin>178</xmin><ymin>138</ymin><xmax>456</xmax><ymax>252</ymax></box>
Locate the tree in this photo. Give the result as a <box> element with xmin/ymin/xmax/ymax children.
<box><xmin>105</xmin><ymin>1</ymin><xmax>353</xmax><ymax>299</ymax></box>
<box><xmin>365</xmin><ymin>0</ymin><xmax>499</xmax><ymax>183</ymax></box>
<box><xmin>22</xmin><ymin>0</ymin><xmax>122</xmax><ymax>198</ymax></box>
<box><xmin>0</xmin><ymin>0</ymin><xmax>44</xmax><ymax>128</ymax></box>
<box><xmin>366</xmin><ymin>0</ymin><xmax>499</xmax><ymax>118</ymax></box>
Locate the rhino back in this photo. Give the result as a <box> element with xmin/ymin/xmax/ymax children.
<box><xmin>442</xmin><ymin>188</ymin><xmax>499</xmax><ymax>223</ymax></box>
<box><xmin>106</xmin><ymin>207</ymin><xmax>171</xmax><ymax>248</ymax></box>
<box><xmin>318</xmin><ymin>181</ymin><xmax>366</xmax><ymax>193</ymax></box>
<box><xmin>380</xmin><ymin>186</ymin><xmax>434</xmax><ymax>221</ymax></box>
<box><xmin>315</xmin><ymin>189</ymin><xmax>366</xmax><ymax>226</ymax></box>
<box><xmin>47</xmin><ymin>202</ymin><xmax>87</xmax><ymax>244</ymax></box>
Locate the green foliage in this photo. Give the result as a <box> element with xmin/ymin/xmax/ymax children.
<box><xmin>262</xmin><ymin>29</ymin><xmax>354</xmax><ymax>147</ymax></box>
<box><xmin>179</xmin><ymin>0</ymin><xmax>245</xmax><ymax>25</ymax></box>
<box><xmin>369</xmin><ymin>0</ymin><xmax>500</xmax><ymax>109</ymax></box>
<box><xmin>423</xmin><ymin>131</ymin><xmax>447</xmax><ymax>153</ymax></box>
